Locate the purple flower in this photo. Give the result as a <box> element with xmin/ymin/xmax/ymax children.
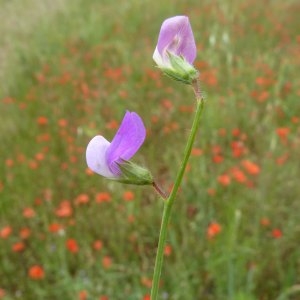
<box><xmin>86</xmin><ymin>111</ymin><xmax>146</xmax><ymax>178</ymax></box>
<box><xmin>153</xmin><ymin>16</ymin><xmax>197</xmax><ymax>68</ymax></box>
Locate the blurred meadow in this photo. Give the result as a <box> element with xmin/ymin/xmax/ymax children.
<box><xmin>1</xmin><ymin>0</ymin><xmax>300</xmax><ymax>299</ymax></box>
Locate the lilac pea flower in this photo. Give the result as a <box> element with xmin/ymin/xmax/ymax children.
<box><xmin>86</xmin><ymin>111</ymin><xmax>152</xmax><ymax>185</ymax></box>
<box><xmin>153</xmin><ymin>16</ymin><xmax>196</xmax><ymax>66</ymax></box>
<box><xmin>153</xmin><ymin>16</ymin><xmax>198</xmax><ymax>84</ymax></box>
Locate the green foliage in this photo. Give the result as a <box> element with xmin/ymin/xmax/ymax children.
<box><xmin>1</xmin><ymin>0</ymin><xmax>300</xmax><ymax>299</ymax></box>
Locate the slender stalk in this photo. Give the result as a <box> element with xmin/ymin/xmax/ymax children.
<box><xmin>150</xmin><ymin>81</ymin><xmax>204</xmax><ymax>299</ymax></box>
<box><xmin>152</xmin><ymin>181</ymin><xmax>168</xmax><ymax>200</ymax></box>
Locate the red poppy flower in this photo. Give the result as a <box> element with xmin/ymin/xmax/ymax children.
<box><xmin>28</xmin><ymin>265</ymin><xmax>45</xmax><ymax>280</ymax></box>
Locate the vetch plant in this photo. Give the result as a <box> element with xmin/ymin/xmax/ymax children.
<box><xmin>86</xmin><ymin>15</ymin><xmax>204</xmax><ymax>300</ymax></box>
<box><xmin>150</xmin><ymin>16</ymin><xmax>204</xmax><ymax>300</ymax></box>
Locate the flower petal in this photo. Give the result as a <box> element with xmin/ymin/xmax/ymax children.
<box><xmin>155</xmin><ymin>16</ymin><xmax>196</xmax><ymax>65</ymax></box>
<box><xmin>106</xmin><ymin>111</ymin><xmax>146</xmax><ymax>175</ymax></box>
<box><xmin>153</xmin><ymin>46</ymin><xmax>167</xmax><ymax>68</ymax></box>
<box><xmin>86</xmin><ymin>135</ymin><xmax>115</xmax><ymax>177</ymax></box>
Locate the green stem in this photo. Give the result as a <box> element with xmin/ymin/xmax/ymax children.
<box><xmin>150</xmin><ymin>83</ymin><xmax>205</xmax><ymax>299</ymax></box>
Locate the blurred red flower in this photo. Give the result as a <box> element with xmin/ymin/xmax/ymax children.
<box><xmin>276</xmin><ymin>127</ymin><xmax>290</xmax><ymax>142</ymax></box>
<box><xmin>19</xmin><ymin>227</ymin><xmax>31</xmax><ymax>239</ymax></box>
<box><xmin>191</xmin><ymin>147</ymin><xmax>203</xmax><ymax>156</ymax></box>
<box><xmin>260</xmin><ymin>217</ymin><xmax>270</xmax><ymax>227</ymax></box>
<box><xmin>207</xmin><ymin>222</ymin><xmax>222</xmax><ymax>239</ymax></box>
<box><xmin>0</xmin><ymin>288</ymin><xmax>5</xmax><ymax>299</ymax></box>
<box><xmin>0</xmin><ymin>226</ymin><xmax>12</xmax><ymax>239</ymax></box>
<box><xmin>230</xmin><ymin>167</ymin><xmax>247</xmax><ymax>183</ymax></box>
<box><xmin>95</xmin><ymin>192</ymin><xmax>111</xmax><ymax>203</ymax></box>
<box><xmin>66</xmin><ymin>238</ymin><xmax>79</xmax><ymax>253</ymax></box>
<box><xmin>37</xmin><ymin>116</ymin><xmax>48</xmax><ymax>126</ymax></box>
<box><xmin>23</xmin><ymin>207</ymin><xmax>36</xmax><ymax>218</ymax></box>
<box><xmin>272</xmin><ymin>228</ymin><xmax>282</xmax><ymax>239</ymax></box>
<box><xmin>93</xmin><ymin>240</ymin><xmax>103</xmax><ymax>251</ymax></box>
<box><xmin>123</xmin><ymin>190</ymin><xmax>135</xmax><ymax>201</ymax></box>
<box><xmin>164</xmin><ymin>244</ymin><xmax>172</xmax><ymax>256</ymax></box>
<box><xmin>75</xmin><ymin>193</ymin><xmax>89</xmax><ymax>205</ymax></box>
<box><xmin>141</xmin><ymin>277</ymin><xmax>152</xmax><ymax>288</ymax></box>
<box><xmin>48</xmin><ymin>223</ymin><xmax>64</xmax><ymax>233</ymax></box>
<box><xmin>55</xmin><ymin>201</ymin><xmax>73</xmax><ymax>217</ymax></box>
<box><xmin>28</xmin><ymin>265</ymin><xmax>45</xmax><ymax>280</ymax></box>
<box><xmin>78</xmin><ymin>290</ymin><xmax>88</xmax><ymax>300</ymax></box>
<box><xmin>218</xmin><ymin>174</ymin><xmax>231</xmax><ymax>186</ymax></box>
<box><xmin>241</xmin><ymin>160</ymin><xmax>260</xmax><ymax>176</ymax></box>
<box><xmin>102</xmin><ymin>256</ymin><xmax>112</xmax><ymax>269</ymax></box>
<box><xmin>12</xmin><ymin>242</ymin><xmax>26</xmax><ymax>252</ymax></box>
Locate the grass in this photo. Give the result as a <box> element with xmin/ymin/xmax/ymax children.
<box><xmin>1</xmin><ymin>0</ymin><xmax>300</xmax><ymax>299</ymax></box>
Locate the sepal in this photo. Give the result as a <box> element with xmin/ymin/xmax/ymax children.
<box><xmin>112</xmin><ymin>160</ymin><xmax>153</xmax><ymax>186</ymax></box>
<box><xmin>160</xmin><ymin>53</ymin><xmax>198</xmax><ymax>85</ymax></box>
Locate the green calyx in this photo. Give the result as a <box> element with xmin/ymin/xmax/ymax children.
<box><xmin>113</xmin><ymin>160</ymin><xmax>153</xmax><ymax>186</ymax></box>
<box><xmin>161</xmin><ymin>53</ymin><xmax>199</xmax><ymax>84</ymax></box>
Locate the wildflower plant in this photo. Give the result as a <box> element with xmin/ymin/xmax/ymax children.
<box><xmin>86</xmin><ymin>15</ymin><xmax>204</xmax><ymax>299</ymax></box>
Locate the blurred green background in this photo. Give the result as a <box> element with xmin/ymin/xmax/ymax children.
<box><xmin>1</xmin><ymin>0</ymin><xmax>300</xmax><ymax>299</ymax></box>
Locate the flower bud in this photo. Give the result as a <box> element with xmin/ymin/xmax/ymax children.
<box><xmin>153</xmin><ymin>16</ymin><xmax>198</xmax><ymax>84</ymax></box>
